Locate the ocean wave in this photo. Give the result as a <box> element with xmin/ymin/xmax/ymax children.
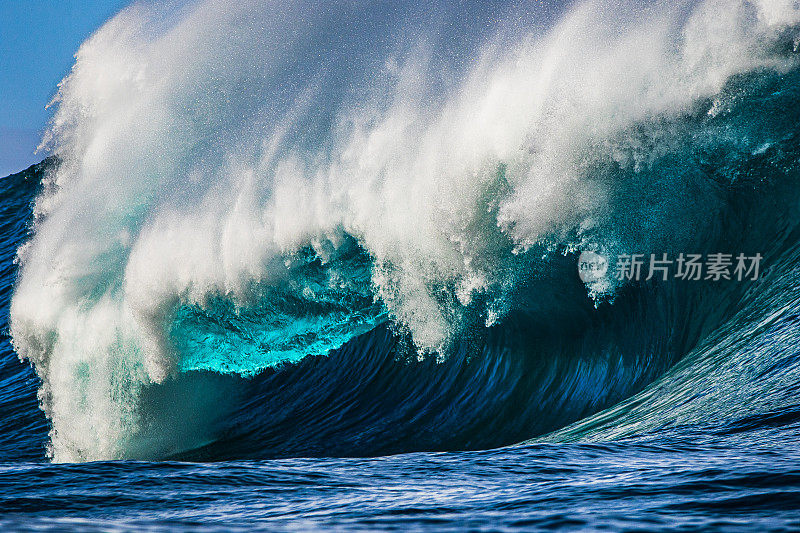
<box><xmin>6</xmin><ymin>0</ymin><xmax>800</xmax><ymax>461</ymax></box>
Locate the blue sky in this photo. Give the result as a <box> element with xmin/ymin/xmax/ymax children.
<box><xmin>0</xmin><ymin>1</ymin><xmax>129</xmax><ymax>176</ymax></box>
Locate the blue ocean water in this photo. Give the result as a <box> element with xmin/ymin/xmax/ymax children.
<box><xmin>3</xmin><ymin>432</ymin><xmax>800</xmax><ymax>531</ymax></box>
<box><xmin>4</xmin><ymin>0</ymin><xmax>800</xmax><ymax>530</ymax></box>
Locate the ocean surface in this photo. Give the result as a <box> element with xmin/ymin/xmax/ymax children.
<box><xmin>3</xmin><ymin>0</ymin><xmax>800</xmax><ymax>530</ymax></box>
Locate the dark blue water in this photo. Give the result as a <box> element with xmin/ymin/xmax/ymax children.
<box><xmin>5</xmin><ymin>1</ymin><xmax>800</xmax><ymax>530</ymax></box>
<box><xmin>3</xmin><ymin>431</ymin><xmax>800</xmax><ymax>531</ymax></box>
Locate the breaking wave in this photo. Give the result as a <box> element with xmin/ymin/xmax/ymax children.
<box><xmin>6</xmin><ymin>0</ymin><xmax>800</xmax><ymax>462</ymax></box>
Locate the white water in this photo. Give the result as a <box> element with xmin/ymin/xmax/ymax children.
<box><xmin>10</xmin><ymin>0</ymin><xmax>800</xmax><ymax>461</ymax></box>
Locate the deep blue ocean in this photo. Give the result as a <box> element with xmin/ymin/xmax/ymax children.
<box><xmin>4</xmin><ymin>0</ymin><xmax>800</xmax><ymax>530</ymax></box>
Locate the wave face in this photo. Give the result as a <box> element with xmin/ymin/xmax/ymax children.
<box><xmin>7</xmin><ymin>0</ymin><xmax>800</xmax><ymax>462</ymax></box>
<box><xmin>0</xmin><ymin>163</ymin><xmax>49</xmax><ymax>461</ymax></box>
